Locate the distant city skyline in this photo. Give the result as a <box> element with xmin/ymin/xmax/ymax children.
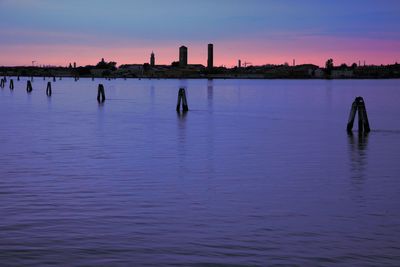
<box><xmin>0</xmin><ymin>0</ymin><xmax>400</xmax><ymax>67</ymax></box>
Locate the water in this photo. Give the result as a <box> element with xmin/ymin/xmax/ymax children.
<box><xmin>1</xmin><ymin>78</ymin><xmax>400</xmax><ymax>266</ymax></box>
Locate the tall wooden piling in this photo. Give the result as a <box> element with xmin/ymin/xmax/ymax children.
<box><xmin>46</xmin><ymin>82</ymin><xmax>52</xmax><ymax>96</ymax></box>
<box><xmin>0</xmin><ymin>78</ymin><xmax>4</xmax><ymax>88</ymax></box>
<box><xmin>357</xmin><ymin>98</ymin><xmax>370</xmax><ymax>133</ymax></box>
<box><xmin>9</xmin><ymin>79</ymin><xmax>14</xmax><ymax>90</ymax></box>
<box><xmin>346</xmin><ymin>101</ymin><xmax>358</xmax><ymax>132</ymax></box>
<box><xmin>97</xmin><ymin>84</ymin><xmax>106</xmax><ymax>103</ymax></box>
<box><xmin>346</xmin><ymin>96</ymin><xmax>370</xmax><ymax>133</ymax></box>
<box><xmin>53</xmin><ymin>76</ymin><xmax>56</xmax><ymax>82</ymax></box>
<box><xmin>17</xmin><ymin>76</ymin><xmax>20</xmax><ymax>81</ymax></box>
<box><xmin>26</xmin><ymin>80</ymin><xmax>33</xmax><ymax>93</ymax></box>
<box><xmin>176</xmin><ymin>88</ymin><xmax>189</xmax><ymax>112</ymax></box>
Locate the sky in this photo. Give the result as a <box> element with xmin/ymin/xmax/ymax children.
<box><xmin>0</xmin><ymin>0</ymin><xmax>399</xmax><ymax>67</ymax></box>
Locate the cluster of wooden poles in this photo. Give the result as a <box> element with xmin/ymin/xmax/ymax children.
<box><xmin>1</xmin><ymin>76</ymin><xmax>371</xmax><ymax>132</ymax></box>
<box><xmin>346</xmin><ymin>96</ymin><xmax>370</xmax><ymax>134</ymax></box>
<box><xmin>96</xmin><ymin>84</ymin><xmax>189</xmax><ymax>112</ymax></box>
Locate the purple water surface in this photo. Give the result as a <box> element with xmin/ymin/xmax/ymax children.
<box><xmin>0</xmin><ymin>78</ymin><xmax>400</xmax><ymax>266</ymax></box>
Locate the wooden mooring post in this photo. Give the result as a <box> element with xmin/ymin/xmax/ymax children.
<box><xmin>17</xmin><ymin>76</ymin><xmax>20</xmax><ymax>81</ymax></box>
<box><xmin>176</xmin><ymin>88</ymin><xmax>189</xmax><ymax>112</ymax></box>
<box><xmin>97</xmin><ymin>84</ymin><xmax>106</xmax><ymax>103</ymax></box>
<box><xmin>26</xmin><ymin>80</ymin><xmax>33</xmax><ymax>93</ymax></box>
<box><xmin>347</xmin><ymin>96</ymin><xmax>370</xmax><ymax>133</ymax></box>
<box><xmin>53</xmin><ymin>76</ymin><xmax>56</xmax><ymax>82</ymax></box>
<box><xmin>0</xmin><ymin>78</ymin><xmax>4</xmax><ymax>88</ymax></box>
<box><xmin>9</xmin><ymin>79</ymin><xmax>14</xmax><ymax>90</ymax></box>
<box><xmin>46</xmin><ymin>82</ymin><xmax>52</xmax><ymax>96</ymax></box>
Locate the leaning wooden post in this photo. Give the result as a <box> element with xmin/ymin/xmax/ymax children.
<box><xmin>356</xmin><ymin>97</ymin><xmax>370</xmax><ymax>133</ymax></box>
<box><xmin>182</xmin><ymin>90</ymin><xmax>189</xmax><ymax>111</ymax></box>
<box><xmin>97</xmin><ymin>84</ymin><xmax>105</xmax><ymax>103</ymax></box>
<box><xmin>176</xmin><ymin>88</ymin><xmax>189</xmax><ymax>112</ymax></box>
<box><xmin>176</xmin><ymin>90</ymin><xmax>182</xmax><ymax>111</ymax></box>
<box><xmin>363</xmin><ymin>108</ymin><xmax>371</xmax><ymax>132</ymax></box>
<box><xmin>53</xmin><ymin>76</ymin><xmax>56</xmax><ymax>82</ymax></box>
<box><xmin>9</xmin><ymin>79</ymin><xmax>14</xmax><ymax>90</ymax></box>
<box><xmin>17</xmin><ymin>76</ymin><xmax>20</xmax><ymax>81</ymax></box>
<box><xmin>346</xmin><ymin>99</ymin><xmax>358</xmax><ymax>132</ymax></box>
<box><xmin>46</xmin><ymin>82</ymin><xmax>52</xmax><ymax>96</ymax></box>
<box><xmin>0</xmin><ymin>78</ymin><xmax>4</xmax><ymax>88</ymax></box>
<box><xmin>26</xmin><ymin>80</ymin><xmax>33</xmax><ymax>92</ymax></box>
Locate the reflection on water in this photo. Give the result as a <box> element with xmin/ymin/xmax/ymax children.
<box><xmin>177</xmin><ymin>110</ymin><xmax>187</xmax><ymax>180</ymax></box>
<box><xmin>176</xmin><ymin>110</ymin><xmax>188</xmax><ymax>123</ymax></box>
<box><xmin>207</xmin><ymin>79</ymin><xmax>213</xmax><ymax>110</ymax></box>
<box><xmin>348</xmin><ymin>132</ymin><xmax>369</xmax><ymax>184</ymax></box>
<box><xmin>47</xmin><ymin>94</ymin><xmax>52</xmax><ymax>110</ymax></box>
<box><xmin>176</xmin><ymin>110</ymin><xmax>187</xmax><ymax>147</ymax></box>
<box><xmin>348</xmin><ymin>132</ymin><xmax>369</xmax><ymax>179</ymax></box>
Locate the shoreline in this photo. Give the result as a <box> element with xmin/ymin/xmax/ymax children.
<box><xmin>2</xmin><ymin>75</ymin><xmax>400</xmax><ymax>80</ymax></box>
<box><xmin>1</xmin><ymin>63</ymin><xmax>400</xmax><ymax>79</ymax></box>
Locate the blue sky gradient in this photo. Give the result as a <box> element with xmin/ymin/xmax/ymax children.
<box><xmin>1</xmin><ymin>0</ymin><xmax>399</xmax><ymax>66</ymax></box>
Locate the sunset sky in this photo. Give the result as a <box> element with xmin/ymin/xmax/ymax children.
<box><xmin>1</xmin><ymin>0</ymin><xmax>399</xmax><ymax>67</ymax></box>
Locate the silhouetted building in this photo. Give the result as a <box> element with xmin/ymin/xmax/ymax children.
<box><xmin>207</xmin><ymin>44</ymin><xmax>213</xmax><ymax>69</ymax></box>
<box><xmin>150</xmin><ymin>52</ymin><xmax>155</xmax><ymax>67</ymax></box>
<box><xmin>73</xmin><ymin>62</ymin><xmax>76</xmax><ymax>68</ymax></box>
<box><xmin>179</xmin><ymin>46</ymin><xmax>188</xmax><ymax>67</ymax></box>
<box><xmin>238</xmin><ymin>60</ymin><xmax>241</xmax><ymax>68</ymax></box>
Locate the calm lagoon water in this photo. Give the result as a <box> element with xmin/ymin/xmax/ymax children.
<box><xmin>0</xmin><ymin>78</ymin><xmax>400</xmax><ymax>266</ymax></box>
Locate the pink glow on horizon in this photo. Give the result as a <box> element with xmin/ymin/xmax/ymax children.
<box><xmin>1</xmin><ymin>35</ymin><xmax>399</xmax><ymax>68</ymax></box>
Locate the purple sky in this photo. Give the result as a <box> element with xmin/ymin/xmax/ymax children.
<box><xmin>0</xmin><ymin>0</ymin><xmax>399</xmax><ymax>67</ymax></box>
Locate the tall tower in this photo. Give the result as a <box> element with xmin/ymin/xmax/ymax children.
<box><xmin>207</xmin><ymin>43</ymin><xmax>213</xmax><ymax>69</ymax></box>
<box><xmin>150</xmin><ymin>52</ymin><xmax>155</xmax><ymax>67</ymax></box>
<box><xmin>179</xmin><ymin>46</ymin><xmax>188</xmax><ymax>67</ymax></box>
